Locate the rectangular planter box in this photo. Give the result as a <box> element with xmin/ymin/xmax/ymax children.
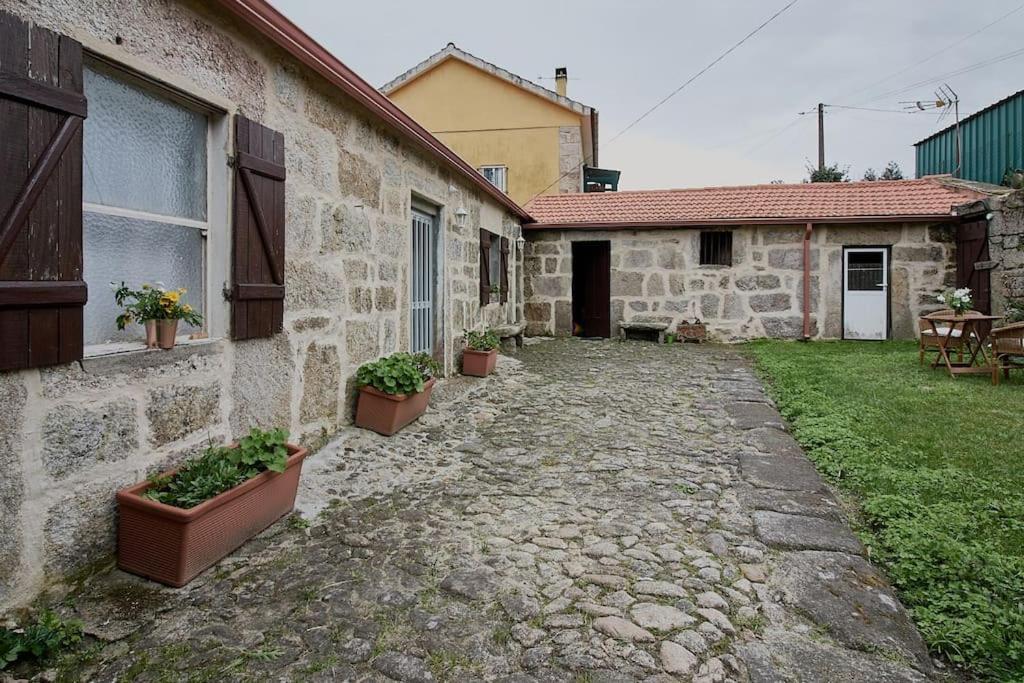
<box><xmin>116</xmin><ymin>443</ymin><xmax>308</xmax><ymax>587</ymax></box>
<box><xmin>677</xmin><ymin>323</ymin><xmax>707</xmax><ymax>343</ymax></box>
<box><xmin>462</xmin><ymin>348</ymin><xmax>498</xmax><ymax>377</ymax></box>
<box><xmin>354</xmin><ymin>377</ymin><xmax>435</xmax><ymax>436</ymax></box>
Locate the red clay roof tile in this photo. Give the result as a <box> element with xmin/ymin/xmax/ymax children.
<box><xmin>525</xmin><ymin>178</ymin><xmax>982</xmax><ymax>226</ymax></box>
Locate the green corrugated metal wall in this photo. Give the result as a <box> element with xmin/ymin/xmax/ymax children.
<box><xmin>915</xmin><ymin>90</ymin><xmax>1024</xmax><ymax>185</ymax></box>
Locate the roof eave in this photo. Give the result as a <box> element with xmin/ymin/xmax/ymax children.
<box><xmin>525</xmin><ymin>214</ymin><xmax>957</xmax><ymax>230</ymax></box>
<box><xmin>211</xmin><ymin>0</ymin><xmax>532</xmax><ymax>222</ymax></box>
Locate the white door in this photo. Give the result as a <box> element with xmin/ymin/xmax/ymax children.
<box><xmin>843</xmin><ymin>247</ymin><xmax>888</xmax><ymax>340</ymax></box>
<box><xmin>410</xmin><ymin>210</ymin><xmax>436</xmax><ymax>354</ymax></box>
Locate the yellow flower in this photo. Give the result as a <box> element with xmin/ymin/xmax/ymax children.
<box><xmin>164</xmin><ymin>291</ymin><xmax>180</xmax><ymax>303</ymax></box>
<box><xmin>182</xmin><ymin>304</ymin><xmax>192</xmax><ymax>313</ymax></box>
<box><xmin>179</xmin><ymin>288</ymin><xmax>187</xmax><ymax>294</ymax></box>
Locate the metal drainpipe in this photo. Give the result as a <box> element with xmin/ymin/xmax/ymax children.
<box><xmin>802</xmin><ymin>222</ymin><xmax>814</xmax><ymax>340</ymax></box>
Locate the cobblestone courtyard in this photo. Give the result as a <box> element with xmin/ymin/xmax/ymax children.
<box><xmin>50</xmin><ymin>339</ymin><xmax>937</xmax><ymax>682</ymax></box>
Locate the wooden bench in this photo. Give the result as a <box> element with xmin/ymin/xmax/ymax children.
<box><xmin>491</xmin><ymin>323</ymin><xmax>525</xmax><ymax>354</ymax></box>
<box><xmin>619</xmin><ymin>320</ymin><xmax>669</xmax><ymax>343</ymax></box>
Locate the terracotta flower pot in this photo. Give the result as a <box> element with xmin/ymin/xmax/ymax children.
<box><xmin>355</xmin><ymin>377</ymin><xmax>435</xmax><ymax>436</ymax></box>
<box><xmin>144</xmin><ymin>320</ymin><xmax>158</xmax><ymax>348</ymax></box>
<box><xmin>677</xmin><ymin>323</ymin><xmax>707</xmax><ymax>342</ymax></box>
<box><xmin>116</xmin><ymin>443</ymin><xmax>308</xmax><ymax>587</ymax></box>
<box><xmin>156</xmin><ymin>319</ymin><xmax>179</xmax><ymax>349</ymax></box>
<box><xmin>462</xmin><ymin>348</ymin><xmax>498</xmax><ymax>377</ymax></box>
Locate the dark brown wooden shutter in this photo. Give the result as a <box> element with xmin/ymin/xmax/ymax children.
<box><xmin>479</xmin><ymin>228</ymin><xmax>491</xmax><ymax>305</ymax></box>
<box><xmin>499</xmin><ymin>236</ymin><xmax>509</xmax><ymax>304</ymax></box>
<box><xmin>0</xmin><ymin>11</ymin><xmax>86</xmax><ymax>371</ymax></box>
<box><xmin>231</xmin><ymin>114</ymin><xmax>285</xmax><ymax>340</ymax></box>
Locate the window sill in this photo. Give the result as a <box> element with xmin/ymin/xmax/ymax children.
<box><xmin>81</xmin><ymin>337</ymin><xmax>224</xmax><ymax>376</ymax></box>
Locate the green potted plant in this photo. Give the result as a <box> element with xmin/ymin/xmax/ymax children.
<box><xmin>114</xmin><ymin>282</ymin><xmax>202</xmax><ymax>349</ymax></box>
<box><xmin>354</xmin><ymin>352</ymin><xmax>440</xmax><ymax>435</ymax></box>
<box><xmin>462</xmin><ymin>328</ymin><xmax>500</xmax><ymax>377</ymax></box>
<box><xmin>116</xmin><ymin>428</ymin><xmax>307</xmax><ymax>587</ymax></box>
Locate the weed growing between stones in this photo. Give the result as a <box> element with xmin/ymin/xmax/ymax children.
<box><xmin>1</xmin><ymin>611</ymin><xmax>82</xmax><ymax>672</ymax></box>
<box><xmin>426</xmin><ymin>649</ymin><xmax>475</xmax><ymax>681</ymax></box>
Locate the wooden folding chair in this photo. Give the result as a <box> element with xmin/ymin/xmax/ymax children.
<box><xmin>991</xmin><ymin>321</ymin><xmax>1024</xmax><ymax>385</ymax></box>
<box><xmin>919</xmin><ymin>309</ymin><xmax>967</xmax><ymax>365</ymax></box>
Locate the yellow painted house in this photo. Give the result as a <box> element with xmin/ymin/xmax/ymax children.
<box><xmin>383</xmin><ymin>44</ymin><xmax>615</xmax><ymax>206</ymax></box>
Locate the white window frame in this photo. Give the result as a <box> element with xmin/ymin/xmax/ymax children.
<box><xmin>487</xmin><ymin>230</ymin><xmax>502</xmax><ymax>298</ymax></box>
<box><xmin>81</xmin><ymin>55</ymin><xmax>230</xmax><ymax>357</ymax></box>
<box><xmin>479</xmin><ymin>165</ymin><xmax>508</xmax><ymax>193</ymax></box>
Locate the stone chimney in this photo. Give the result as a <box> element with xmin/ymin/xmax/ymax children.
<box><xmin>555</xmin><ymin>67</ymin><xmax>567</xmax><ymax>98</ymax></box>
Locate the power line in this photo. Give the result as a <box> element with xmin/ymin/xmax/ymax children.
<box><xmin>837</xmin><ymin>2</ymin><xmax>1024</xmax><ymax>104</ymax></box>
<box><xmin>603</xmin><ymin>0</ymin><xmax>801</xmax><ymax>148</ymax></box>
<box><xmin>523</xmin><ymin>0</ymin><xmax>802</xmax><ymax>204</ymax></box>
<box><xmin>857</xmin><ymin>45</ymin><xmax>1024</xmax><ymax>105</ymax></box>
<box><xmin>742</xmin><ymin>116</ymin><xmax>807</xmax><ymax>155</ymax></box>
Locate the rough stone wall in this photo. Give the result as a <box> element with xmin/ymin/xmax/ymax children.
<box><xmin>524</xmin><ymin>223</ymin><xmax>954</xmax><ymax>341</ymax></box>
<box><xmin>0</xmin><ymin>0</ymin><xmax>520</xmax><ymax>609</ymax></box>
<box><xmin>983</xmin><ymin>190</ymin><xmax>1024</xmax><ymax>312</ymax></box>
<box><xmin>558</xmin><ymin>126</ymin><xmax>583</xmax><ymax>193</ymax></box>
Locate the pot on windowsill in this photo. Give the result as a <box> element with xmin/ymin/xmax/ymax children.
<box><xmin>355</xmin><ymin>378</ymin><xmax>436</xmax><ymax>436</ymax></box>
<box><xmin>144</xmin><ymin>320</ymin><xmax>158</xmax><ymax>348</ymax></box>
<box><xmin>116</xmin><ymin>443</ymin><xmax>308</xmax><ymax>587</ymax></box>
<box><xmin>462</xmin><ymin>347</ymin><xmax>498</xmax><ymax>377</ymax></box>
<box><xmin>156</xmin><ymin>319</ymin><xmax>179</xmax><ymax>349</ymax></box>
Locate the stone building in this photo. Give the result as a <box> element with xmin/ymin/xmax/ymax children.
<box><xmin>523</xmin><ymin>178</ymin><xmax>995</xmax><ymax>341</ymax></box>
<box><xmin>0</xmin><ymin>0</ymin><xmax>528</xmax><ymax>608</ymax></box>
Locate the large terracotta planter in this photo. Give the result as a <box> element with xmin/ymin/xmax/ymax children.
<box><xmin>144</xmin><ymin>320</ymin><xmax>158</xmax><ymax>348</ymax></box>
<box><xmin>355</xmin><ymin>377</ymin><xmax>435</xmax><ymax>436</ymax></box>
<box><xmin>677</xmin><ymin>322</ymin><xmax>707</xmax><ymax>343</ymax></box>
<box><xmin>116</xmin><ymin>443</ymin><xmax>308</xmax><ymax>587</ymax></box>
<box><xmin>462</xmin><ymin>348</ymin><xmax>498</xmax><ymax>377</ymax></box>
<box><xmin>156</xmin><ymin>319</ymin><xmax>179</xmax><ymax>349</ymax></box>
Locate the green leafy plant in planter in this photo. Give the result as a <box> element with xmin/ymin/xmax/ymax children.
<box><xmin>143</xmin><ymin>427</ymin><xmax>290</xmax><ymax>509</ymax></box>
<box><xmin>464</xmin><ymin>328</ymin><xmax>500</xmax><ymax>351</ymax></box>
<box><xmin>0</xmin><ymin>610</ymin><xmax>82</xmax><ymax>670</ymax></box>
<box><xmin>356</xmin><ymin>352</ymin><xmax>440</xmax><ymax>396</ymax></box>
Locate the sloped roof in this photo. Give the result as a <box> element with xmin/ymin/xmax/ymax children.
<box><xmin>525</xmin><ymin>177</ymin><xmax>993</xmax><ymax>228</ymax></box>
<box><xmin>382</xmin><ymin>43</ymin><xmax>594</xmax><ymax>116</ymax></box>
<box><xmin>212</xmin><ymin>1</ymin><xmax>531</xmax><ymax>221</ymax></box>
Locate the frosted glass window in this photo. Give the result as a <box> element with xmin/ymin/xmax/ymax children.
<box><xmin>83</xmin><ymin>65</ymin><xmax>207</xmax><ymax>220</ymax></box>
<box><xmin>488</xmin><ymin>233</ymin><xmax>501</xmax><ymax>288</ymax></box>
<box><xmin>83</xmin><ymin>212</ymin><xmax>205</xmax><ymax>346</ymax></box>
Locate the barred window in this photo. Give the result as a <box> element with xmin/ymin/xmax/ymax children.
<box><xmin>699</xmin><ymin>231</ymin><xmax>732</xmax><ymax>266</ymax></box>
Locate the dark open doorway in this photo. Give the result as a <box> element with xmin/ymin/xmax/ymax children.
<box><xmin>572</xmin><ymin>241</ymin><xmax>611</xmax><ymax>337</ymax></box>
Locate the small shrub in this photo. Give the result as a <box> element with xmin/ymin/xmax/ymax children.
<box><xmin>1003</xmin><ymin>298</ymin><xmax>1024</xmax><ymax>323</ymax></box>
<box><xmin>356</xmin><ymin>352</ymin><xmax>440</xmax><ymax>396</ymax></box>
<box><xmin>464</xmin><ymin>328</ymin><xmax>500</xmax><ymax>351</ymax></box>
<box><xmin>1</xmin><ymin>611</ymin><xmax>82</xmax><ymax>670</ymax></box>
<box><xmin>143</xmin><ymin>427</ymin><xmax>290</xmax><ymax>509</ymax></box>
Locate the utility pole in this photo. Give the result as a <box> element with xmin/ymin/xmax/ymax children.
<box><xmin>817</xmin><ymin>103</ymin><xmax>825</xmax><ymax>172</ymax></box>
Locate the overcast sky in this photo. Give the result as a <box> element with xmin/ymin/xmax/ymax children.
<box><xmin>270</xmin><ymin>1</ymin><xmax>1024</xmax><ymax>191</ymax></box>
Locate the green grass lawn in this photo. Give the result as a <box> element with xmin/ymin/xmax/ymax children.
<box><xmin>746</xmin><ymin>340</ymin><xmax>1024</xmax><ymax>681</ymax></box>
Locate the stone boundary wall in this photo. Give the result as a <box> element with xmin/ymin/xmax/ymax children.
<box><xmin>0</xmin><ymin>0</ymin><xmax>521</xmax><ymax>609</ymax></box>
<box><xmin>982</xmin><ymin>190</ymin><xmax>1024</xmax><ymax>311</ymax></box>
<box><xmin>524</xmin><ymin>223</ymin><xmax>955</xmax><ymax>341</ymax></box>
